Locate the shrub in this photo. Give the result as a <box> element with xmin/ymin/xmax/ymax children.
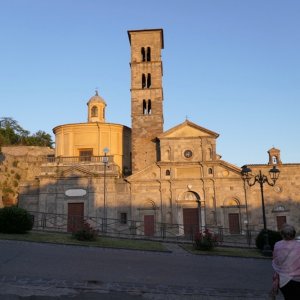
<box><xmin>193</xmin><ymin>228</ymin><xmax>218</xmax><ymax>251</ymax></box>
<box><xmin>0</xmin><ymin>206</ymin><xmax>33</xmax><ymax>234</ymax></box>
<box><xmin>255</xmin><ymin>229</ymin><xmax>282</xmax><ymax>250</ymax></box>
<box><xmin>72</xmin><ymin>221</ymin><xmax>98</xmax><ymax>241</ymax></box>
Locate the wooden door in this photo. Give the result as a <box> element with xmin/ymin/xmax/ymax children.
<box><xmin>183</xmin><ymin>208</ymin><xmax>199</xmax><ymax>237</ymax></box>
<box><xmin>144</xmin><ymin>215</ymin><xmax>155</xmax><ymax>236</ymax></box>
<box><xmin>67</xmin><ymin>203</ymin><xmax>84</xmax><ymax>232</ymax></box>
<box><xmin>276</xmin><ymin>216</ymin><xmax>287</xmax><ymax>231</ymax></box>
<box><xmin>228</xmin><ymin>213</ymin><xmax>240</xmax><ymax>234</ymax></box>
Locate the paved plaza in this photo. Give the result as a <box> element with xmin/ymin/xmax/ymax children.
<box><xmin>0</xmin><ymin>240</ymin><xmax>284</xmax><ymax>299</ymax></box>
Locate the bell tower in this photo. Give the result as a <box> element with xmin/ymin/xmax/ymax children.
<box><xmin>128</xmin><ymin>29</ymin><xmax>164</xmax><ymax>173</ymax></box>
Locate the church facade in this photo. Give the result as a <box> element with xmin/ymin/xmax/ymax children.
<box><xmin>18</xmin><ymin>29</ymin><xmax>300</xmax><ymax>237</ymax></box>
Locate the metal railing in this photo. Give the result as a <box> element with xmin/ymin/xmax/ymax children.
<box><xmin>29</xmin><ymin>211</ymin><xmax>258</xmax><ymax>248</ymax></box>
<box><xmin>42</xmin><ymin>155</ymin><xmax>114</xmax><ymax>164</ymax></box>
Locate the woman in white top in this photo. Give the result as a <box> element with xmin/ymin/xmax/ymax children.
<box><xmin>272</xmin><ymin>224</ymin><xmax>300</xmax><ymax>299</ymax></box>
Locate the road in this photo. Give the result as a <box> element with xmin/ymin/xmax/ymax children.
<box><xmin>0</xmin><ymin>240</ymin><xmax>283</xmax><ymax>299</ymax></box>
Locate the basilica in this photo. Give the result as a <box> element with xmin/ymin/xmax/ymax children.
<box><xmin>18</xmin><ymin>29</ymin><xmax>300</xmax><ymax>237</ymax></box>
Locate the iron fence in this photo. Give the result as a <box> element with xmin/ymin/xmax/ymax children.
<box><xmin>28</xmin><ymin>211</ymin><xmax>259</xmax><ymax>248</ymax></box>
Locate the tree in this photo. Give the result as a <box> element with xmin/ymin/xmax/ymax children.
<box><xmin>0</xmin><ymin>117</ymin><xmax>53</xmax><ymax>148</ymax></box>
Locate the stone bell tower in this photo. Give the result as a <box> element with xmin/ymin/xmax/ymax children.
<box><xmin>128</xmin><ymin>29</ymin><xmax>164</xmax><ymax>173</ymax></box>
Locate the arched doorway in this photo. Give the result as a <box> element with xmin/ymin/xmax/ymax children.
<box><xmin>222</xmin><ymin>198</ymin><xmax>242</xmax><ymax>234</ymax></box>
<box><xmin>178</xmin><ymin>191</ymin><xmax>202</xmax><ymax>238</ymax></box>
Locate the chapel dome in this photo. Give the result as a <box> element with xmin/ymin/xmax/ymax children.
<box><xmin>87</xmin><ymin>90</ymin><xmax>106</xmax><ymax>105</ymax></box>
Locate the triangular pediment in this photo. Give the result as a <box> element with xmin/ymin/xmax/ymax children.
<box><xmin>126</xmin><ymin>164</ymin><xmax>160</xmax><ymax>181</ymax></box>
<box><xmin>158</xmin><ymin>120</ymin><xmax>219</xmax><ymax>139</ymax></box>
<box><xmin>60</xmin><ymin>166</ymin><xmax>96</xmax><ymax>178</ymax></box>
<box><xmin>217</xmin><ymin>160</ymin><xmax>242</xmax><ymax>177</ymax></box>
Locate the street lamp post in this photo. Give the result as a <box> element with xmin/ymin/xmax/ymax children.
<box><xmin>241</xmin><ymin>165</ymin><xmax>280</xmax><ymax>256</ymax></box>
<box><xmin>103</xmin><ymin>147</ymin><xmax>109</xmax><ymax>233</ymax></box>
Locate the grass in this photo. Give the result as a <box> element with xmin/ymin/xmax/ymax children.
<box><xmin>182</xmin><ymin>244</ymin><xmax>269</xmax><ymax>259</ymax></box>
<box><xmin>0</xmin><ymin>231</ymin><xmax>167</xmax><ymax>252</ymax></box>
<box><xmin>0</xmin><ymin>231</ymin><xmax>268</xmax><ymax>258</ymax></box>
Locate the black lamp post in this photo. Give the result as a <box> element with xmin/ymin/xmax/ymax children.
<box><xmin>241</xmin><ymin>165</ymin><xmax>280</xmax><ymax>256</ymax></box>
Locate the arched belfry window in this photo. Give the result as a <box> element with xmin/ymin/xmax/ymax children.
<box><xmin>141</xmin><ymin>47</ymin><xmax>146</xmax><ymax>62</ymax></box>
<box><xmin>272</xmin><ymin>156</ymin><xmax>278</xmax><ymax>164</ymax></box>
<box><xmin>147</xmin><ymin>99</ymin><xmax>152</xmax><ymax>114</ymax></box>
<box><xmin>141</xmin><ymin>73</ymin><xmax>151</xmax><ymax>89</ymax></box>
<box><xmin>142</xmin><ymin>74</ymin><xmax>146</xmax><ymax>88</ymax></box>
<box><xmin>142</xmin><ymin>99</ymin><xmax>152</xmax><ymax>115</ymax></box>
<box><xmin>147</xmin><ymin>47</ymin><xmax>151</xmax><ymax>61</ymax></box>
<box><xmin>147</xmin><ymin>73</ymin><xmax>151</xmax><ymax>88</ymax></box>
<box><xmin>91</xmin><ymin>106</ymin><xmax>98</xmax><ymax>117</ymax></box>
<box><xmin>143</xmin><ymin>99</ymin><xmax>147</xmax><ymax>114</ymax></box>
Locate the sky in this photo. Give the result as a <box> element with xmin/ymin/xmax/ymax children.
<box><xmin>1</xmin><ymin>0</ymin><xmax>299</xmax><ymax>167</ymax></box>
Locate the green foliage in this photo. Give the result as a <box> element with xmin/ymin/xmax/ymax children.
<box><xmin>72</xmin><ymin>222</ymin><xmax>98</xmax><ymax>241</ymax></box>
<box><xmin>0</xmin><ymin>206</ymin><xmax>33</xmax><ymax>234</ymax></box>
<box><xmin>0</xmin><ymin>117</ymin><xmax>53</xmax><ymax>148</ymax></box>
<box><xmin>193</xmin><ymin>228</ymin><xmax>218</xmax><ymax>251</ymax></box>
<box><xmin>255</xmin><ymin>229</ymin><xmax>282</xmax><ymax>250</ymax></box>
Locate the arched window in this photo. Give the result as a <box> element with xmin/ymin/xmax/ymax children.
<box><xmin>91</xmin><ymin>106</ymin><xmax>98</xmax><ymax>117</ymax></box>
<box><xmin>141</xmin><ymin>47</ymin><xmax>146</xmax><ymax>62</ymax></box>
<box><xmin>208</xmin><ymin>168</ymin><xmax>213</xmax><ymax>175</ymax></box>
<box><xmin>142</xmin><ymin>74</ymin><xmax>146</xmax><ymax>89</ymax></box>
<box><xmin>147</xmin><ymin>99</ymin><xmax>152</xmax><ymax>114</ymax></box>
<box><xmin>166</xmin><ymin>170</ymin><xmax>171</xmax><ymax>176</ymax></box>
<box><xmin>143</xmin><ymin>99</ymin><xmax>147</xmax><ymax>115</ymax></box>
<box><xmin>146</xmin><ymin>47</ymin><xmax>151</xmax><ymax>61</ymax></box>
<box><xmin>147</xmin><ymin>73</ymin><xmax>151</xmax><ymax>88</ymax></box>
<box><xmin>272</xmin><ymin>156</ymin><xmax>278</xmax><ymax>164</ymax></box>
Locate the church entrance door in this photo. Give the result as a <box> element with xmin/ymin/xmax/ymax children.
<box><xmin>183</xmin><ymin>208</ymin><xmax>199</xmax><ymax>238</ymax></box>
<box><xmin>67</xmin><ymin>203</ymin><xmax>84</xmax><ymax>232</ymax></box>
<box><xmin>144</xmin><ymin>215</ymin><xmax>155</xmax><ymax>236</ymax></box>
<box><xmin>228</xmin><ymin>213</ymin><xmax>240</xmax><ymax>234</ymax></box>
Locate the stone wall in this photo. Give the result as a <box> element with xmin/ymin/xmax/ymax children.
<box><xmin>0</xmin><ymin>146</ymin><xmax>54</xmax><ymax>206</ymax></box>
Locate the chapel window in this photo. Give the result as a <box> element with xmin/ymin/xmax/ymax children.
<box><xmin>79</xmin><ymin>149</ymin><xmax>93</xmax><ymax>162</ymax></box>
<box><xmin>91</xmin><ymin>106</ymin><xmax>98</xmax><ymax>117</ymax></box>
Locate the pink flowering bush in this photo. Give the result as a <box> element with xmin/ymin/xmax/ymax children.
<box><xmin>72</xmin><ymin>221</ymin><xmax>98</xmax><ymax>241</ymax></box>
<box><xmin>193</xmin><ymin>228</ymin><xmax>218</xmax><ymax>251</ymax></box>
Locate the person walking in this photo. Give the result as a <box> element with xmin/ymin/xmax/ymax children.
<box><xmin>272</xmin><ymin>224</ymin><xmax>300</xmax><ymax>299</ymax></box>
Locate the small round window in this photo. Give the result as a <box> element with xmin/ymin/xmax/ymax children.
<box><xmin>184</xmin><ymin>150</ymin><xmax>193</xmax><ymax>158</ymax></box>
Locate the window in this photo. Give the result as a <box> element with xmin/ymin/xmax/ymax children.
<box><xmin>147</xmin><ymin>73</ymin><xmax>151</xmax><ymax>88</ymax></box>
<box><xmin>91</xmin><ymin>106</ymin><xmax>98</xmax><ymax>117</ymax></box>
<box><xmin>208</xmin><ymin>168</ymin><xmax>213</xmax><ymax>175</ymax></box>
<box><xmin>79</xmin><ymin>150</ymin><xmax>93</xmax><ymax>162</ymax></box>
<box><xmin>272</xmin><ymin>156</ymin><xmax>278</xmax><ymax>164</ymax></box>
<box><xmin>147</xmin><ymin>99</ymin><xmax>151</xmax><ymax>114</ymax></box>
<box><xmin>141</xmin><ymin>47</ymin><xmax>151</xmax><ymax>62</ymax></box>
<box><xmin>120</xmin><ymin>213</ymin><xmax>127</xmax><ymax>224</ymax></box>
<box><xmin>166</xmin><ymin>170</ymin><xmax>171</xmax><ymax>176</ymax></box>
<box><xmin>142</xmin><ymin>74</ymin><xmax>146</xmax><ymax>88</ymax></box>
<box><xmin>142</xmin><ymin>73</ymin><xmax>151</xmax><ymax>89</ymax></box>
<box><xmin>141</xmin><ymin>47</ymin><xmax>146</xmax><ymax>62</ymax></box>
<box><xmin>142</xmin><ymin>99</ymin><xmax>152</xmax><ymax>115</ymax></box>
<box><xmin>147</xmin><ymin>47</ymin><xmax>151</xmax><ymax>61</ymax></box>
